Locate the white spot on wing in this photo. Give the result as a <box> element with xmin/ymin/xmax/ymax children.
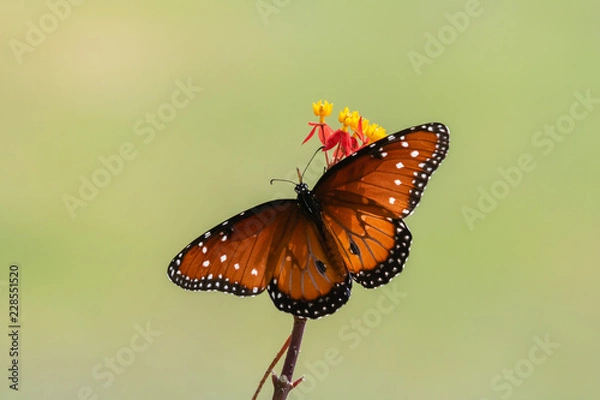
<box><xmin>220</xmin><ymin>254</ymin><xmax>227</xmax><ymax>262</ymax></box>
<box><xmin>411</xmin><ymin>150</ymin><xmax>419</xmax><ymax>157</ymax></box>
<box><xmin>396</xmin><ymin>162</ymin><xmax>404</xmax><ymax>169</ymax></box>
<box><xmin>389</xmin><ymin>197</ymin><xmax>396</xmax><ymax>205</ymax></box>
<box><xmin>394</xmin><ymin>179</ymin><xmax>402</xmax><ymax>186</ymax></box>
<box><xmin>251</xmin><ymin>268</ymin><xmax>258</xmax><ymax>276</ymax></box>
<box><xmin>203</xmin><ymin>260</ymin><xmax>210</xmax><ymax>267</ymax></box>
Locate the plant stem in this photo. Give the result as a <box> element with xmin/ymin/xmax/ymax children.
<box><xmin>272</xmin><ymin>316</ymin><xmax>307</xmax><ymax>400</ymax></box>
<box><xmin>252</xmin><ymin>334</ymin><xmax>292</xmax><ymax>400</ymax></box>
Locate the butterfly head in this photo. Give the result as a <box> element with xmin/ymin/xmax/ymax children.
<box><xmin>295</xmin><ymin>182</ymin><xmax>322</xmax><ymax>219</ymax></box>
<box><xmin>294</xmin><ymin>182</ymin><xmax>310</xmax><ymax>196</ymax></box>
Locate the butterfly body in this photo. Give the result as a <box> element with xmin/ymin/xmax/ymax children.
<box><xmin>295</xmin><ymin>182</ymin><xmax>322</xmax><ymax>220</ymax></box>
<box><xmin>168</xmin><ymin>123</ymin><xmax>450</xmax><ymax>318</ymax></box>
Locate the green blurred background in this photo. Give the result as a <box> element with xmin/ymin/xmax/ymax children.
<box><xmin>1</xmin><ymin>0</ymin><xmax>598</xmax><ymax>399</ymax></box>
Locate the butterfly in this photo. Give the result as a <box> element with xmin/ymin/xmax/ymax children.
<box><xmin>167</xmin><ymin>122</ymin><xmax>449</xmax><ymax>319</ymax></box>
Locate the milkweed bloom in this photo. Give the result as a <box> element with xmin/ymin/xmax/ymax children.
<box><xmin>303</xmin><ymin>101</ymin><xmax>387</xmax><ymax>167</ymax></box>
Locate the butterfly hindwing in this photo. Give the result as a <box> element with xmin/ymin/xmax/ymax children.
<box><xmin>319</xmin><ymin>201</ymin><xmax>413</xmax><ymax>288</ymax></box>
<box><xmin>267</xmin><ymin>207</ymin><xmax>352</xmax><ymax>318</ymax></box>
<box><xmin>352</xmin><ymin>218</ymin><xmax>411</xmax><ymax>288</ymax></box>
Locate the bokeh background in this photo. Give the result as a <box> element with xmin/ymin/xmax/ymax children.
<box><xmin>1</xmin><ymin>0</ymin><xmax>599</xmax><ymax>399</ymax></box>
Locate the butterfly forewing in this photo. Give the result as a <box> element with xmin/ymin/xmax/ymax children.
<box><xmin>314</xmin><ymin>122</ymin><xmax>450</xmax><ymax>218</ymax></box>
<box><xmin>167</xmin><ymin>200</ymin><xmax>296</xmax><ymax>296</ymax></box>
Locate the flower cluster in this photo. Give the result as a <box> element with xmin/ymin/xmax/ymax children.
<box><xmin>303</xmin><ymin>100</ymin><xmax>387</xmax><ymax>168</ymax></box>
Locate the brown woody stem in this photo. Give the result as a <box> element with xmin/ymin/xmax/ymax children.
<box><xmin>271</xmin><ymin>316</ymin><xmax>307</xmax><ymax>400</ymax></box>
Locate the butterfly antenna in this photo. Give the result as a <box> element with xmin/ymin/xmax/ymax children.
<box><xmin>300</xmin><ymin>146</ymin><xmax>324</xmax><ymax>182</ymax></box>
<box><xmin>270</xmin><ymin>178</ymin><xmax>296</xmax><ymax>186</ymax></box>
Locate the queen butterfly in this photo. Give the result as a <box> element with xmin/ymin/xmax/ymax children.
<box><xmin>167</xmin><ymin>122</ymin><xmax>449</xmax><ymax>318</ymax></box>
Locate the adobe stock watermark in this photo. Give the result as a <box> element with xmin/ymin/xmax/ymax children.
<box><xmin>478</xmin><ymin>333</ymin><xmax>560</xmax><ymax>400</ymax></box>
<box><xmin>462</xmin><ymin>89</ymin><xmax>599</xmax><ymax>230</ymax></box>
<box><xmin>73</xmin><ymin>321</ymin><xmax>162</xmax><ymax>400</ymax></box>
<box><xmin>255</xmin><ymin>0</ymin><xmax>292</xmax><ymax>25</ymax></box>
<box><xmin>61</xmin><ymin>78</ymin><xmax>203</xmax><ymax>219</ymax></box>
<box><xmin>407</xmin><ymin>0</ymin><xmax>483</xmax><ymax>76</ymax></box>
<box><xmin>8</xmin><ymin>0</ymin><xmax>86</xmax><ymax>65</ymax></box>
<box><xmin>287</xmin><ymin>282</ymin><xmax>408</xmax><ymax>399</ymax></box>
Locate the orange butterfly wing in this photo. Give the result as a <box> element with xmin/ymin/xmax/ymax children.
<box><xmin>317</xmin><ymin>202</ymin><xmax>412</xmax><ymax>288</ymax></box>
<box><xmin>168</xmin><ymin>200</ymin><xmax>351</xmax><ymax>317</ymax></box>
<box><xmin>168</xmin><ymin>200</ymin><xmax>295</xmax><ymax>296</ymax></box>
<box><xmin>267</xmin><ymin>208</ymin><xmax>351</xmax><ymax>317</ymax></box>
<box><xmin>313</xmin><ymin>123</ymin><xmax>449</xmax><ymax>287</ymax></box>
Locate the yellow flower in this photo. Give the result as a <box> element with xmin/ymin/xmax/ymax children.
<box><xmin>338</xmin><ymin>108</ymin><xmax>361</xmax><ymax>132</ymax></box>
<box><xmin>365</xmin><ymin>123</ymin><xmax>387</xmax><ymax>141</ymax></box>
<box><xmin>337</xmin><ymin>107</ymin><xmax>350</xmax><ymax>124</ymax></box>
<box><xmin>347</xmin><ymin>111</ymin><xmax>361</xmax><ymax>131</ymax></box>
<box><xmin>312</xmin><ymin>100</ymin><xmax>333</xmax><ymax>123</ymax></box>
<box><xmin>349</xmin><ymin>117</ymin><xmax>367</xmax><ymax>138</ymax></box>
